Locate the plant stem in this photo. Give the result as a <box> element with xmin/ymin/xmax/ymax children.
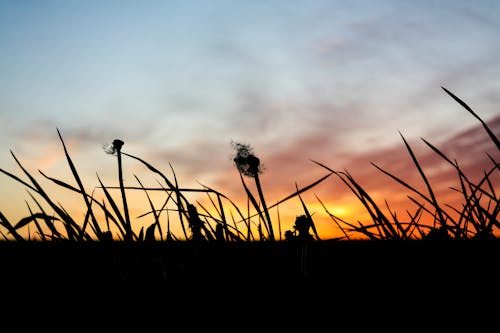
<box><xmin>117</xmin><ymin>147</ymin><xmax>132</xmax><ymax>241</ymax></box>
<box><xmin>254</xmin><ymin>173</ymin><xmax>274</xmax><ymax>241</ymax></box>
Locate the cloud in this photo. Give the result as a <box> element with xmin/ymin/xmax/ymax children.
<box><xmin>206</xmin><ymin>107</ymin><xmax>499</xmax><ymax>230</ymax></box>
<box><xmin>328</xmin><ymin>112</ymin><xmax>500</xmax><ymax>212</ymax></box>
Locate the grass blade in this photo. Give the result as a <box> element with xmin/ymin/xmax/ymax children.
<box><xmin>441</xmin><ymin>86</ymin><xmax>500</xmax><ymax>150</ymax></box>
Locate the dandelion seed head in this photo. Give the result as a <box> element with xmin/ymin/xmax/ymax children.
<box><xmin>103</xmin><ymin>139</ymin><xmax>124</xmax><ymax>155</ymax></box>
<box><xmin>231</xmin><ymin>140</ymin><xmax>262</xmax><ymax>177</ymax></box>
<box><xmin>103</xmin><ymin>143</ymin><xmax>116</xmax><ymax>155</ymax></box>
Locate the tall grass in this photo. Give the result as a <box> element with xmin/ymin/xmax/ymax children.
<box><xmin>0</xmin><ymin>87</ymin><xmax>497</xmax><ymax>242</ymax></box>
<box><xmin>0</xmin><ymin>135</ymin><xmax>330</xmax><ymax>242</ymax></box>
<box><xmin>313</xmin><ymin>87</ymin><xmax>499</xmax><ymax>240</ymax></box>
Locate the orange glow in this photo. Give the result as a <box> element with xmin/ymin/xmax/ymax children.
<box><xmin>1</xmin><ymin>113</ymin><xmax>498</xmax><ymax>241</ymax></box>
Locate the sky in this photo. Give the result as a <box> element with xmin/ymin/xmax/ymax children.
<box><xmin>0</xmin><ymin>0</ymin><xmax>499</xmax><ymax>240</ymax></box>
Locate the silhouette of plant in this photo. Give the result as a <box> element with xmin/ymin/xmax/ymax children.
<box><xmin>0</xmin><ymin>87</ymin><xmax>496</xmax><ymax>242</ymax></box>
<box><xmin>312</xmin><ymin>87</ymin><xmax>499</xmax><ymax>240</ymax></box>
<box><xmin>232</xmin><ymin>141</ymin><xmax>275</xmax><ymax>241</ymax></box>
<box><xmin>284</xmin><ymin>215</ymin><xmax>314</xmax><ymax>242</ymax></box>
<box><xmin>294</xmin><ymin>215</ymin><xmax>314</xmax><ymax>241</ymax></box>
<box><xmin>104</xmin><ymin>139</ymin><xmax>133</xmax><ymax>241</ymax></box>
<box><xmin>187</xmin><ymin>203</ymin><xmax>211</xmax><ymax>242</ymax></box>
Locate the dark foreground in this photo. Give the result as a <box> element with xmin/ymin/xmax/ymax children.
<box><xmin>1</xmin><ymin>239</ymin><xmax>498</xmax><ymax>283</ymax></box>
<box><xmin>0</xmin><ymin>240</ymin><xmax>498</xmax><ymax>329</ymax></box>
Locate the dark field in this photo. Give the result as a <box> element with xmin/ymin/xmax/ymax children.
<box><xmin>0</xmin><ymin>240</ymin><xmax>498</xmax><ymax>330</ymax></box>
<box><xmin>1</xmin><ymin>240</ymin><xmax>498</xmax><ymax>292</ymax></box>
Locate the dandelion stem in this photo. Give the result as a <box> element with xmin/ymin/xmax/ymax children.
<box><xmin>114</xmin><ymin>140</ymin><xmax>132</xmax><ymax>241</ymax></box>
<box><xmin>254</xmin><ymin>173</ymin><xmax>274</xmax><ymax>241</ymax></box>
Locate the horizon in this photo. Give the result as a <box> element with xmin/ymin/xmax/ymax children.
<box><xmin>1</xmin><ymin>0</ymin><xmax>499</xmax><ymax>240</ymax></box>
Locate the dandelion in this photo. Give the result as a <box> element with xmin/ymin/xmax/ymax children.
<box><xmin>103</xmin><ymin>139</ymin><xmax>124</xmax><ymax>155</ymax></box>
<box><xmin>294</xmin><ymin>215</ymin><xmax>314</xmax><ymax>242</ymax></box>
<box><xmin>232</xmin><ymin>141</ymin><xmax>274</xmax><ymax>241</ymax></box>
<box><xmin>232</xmin><ymin>141</ymin><xmax>262</xmax><ymax>177</ymax></box>
<box><xmin>104</xmin><ymin>139</ymin><xmax>132</xmax><ymax>241</ymax></box>
<box><xmin>284</xmin><ymin>215</ymin><xmax>314</xmax><ymax>242</ymax></box>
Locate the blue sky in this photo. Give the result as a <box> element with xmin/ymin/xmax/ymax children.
<box><xmin>1</xmin><ymin>0</ymin><xmax>499</xmax><ymax>239</ymax></box>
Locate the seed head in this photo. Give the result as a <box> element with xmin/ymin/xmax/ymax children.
<box><xmin>232</xmin><ymin>141</ymin><xmax>262</xmax><ymax>177</ymax></box>
<box><xmin>103</xmin><ymin>139</ymin><xmax>125</xmax><ymax>155</ymax></box>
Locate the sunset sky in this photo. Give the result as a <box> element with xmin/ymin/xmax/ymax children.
<box><xmin>1</xmin><ymin>0</ymin><xmax>499</xmax><ymax>240</ymax></box>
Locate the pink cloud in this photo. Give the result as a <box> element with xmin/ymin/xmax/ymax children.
<box><xmin>205</xmin><ymin>109</ymin><xmax>499</xmax><ymax>239</ymax></box>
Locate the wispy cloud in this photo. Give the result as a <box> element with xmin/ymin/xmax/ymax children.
<box><xmin>1</xmin><ymin>1</ymin><xmax>499</xmax><ymax>238</ymax></box>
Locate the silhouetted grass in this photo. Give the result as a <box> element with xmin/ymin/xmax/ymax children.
<box><xmin>312</xmin><ymin>87</ymin><xmax>499</xmax><ymax>240</ymax></box>
<box><xmin>0</xmin><ymin>134</ymin><xmax>332</xmax><ymax>242</ymax></box>
<box><xmin>0</xmin><ymin>88</ymin><xmax>498</xmax><ymax>332</ymax></box>
<box><xmin>0</xmin><ymin>87</ymin><xmax>497</xmax><ymax>242</ymax></box>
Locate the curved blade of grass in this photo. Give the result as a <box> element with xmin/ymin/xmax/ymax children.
<box><xmin>442</xmin><ymin>86</ymin><xmax>500</xmax><ymax>150</ymax></box>
<box><xmin>202</xmin><ymin>191</ymin><xmax>222</xmax><ymax>220</ymax></box>
<box><xmin>237</xmin><ymin>171</ymin><xmax>270</xmax><ymax>239</ymax></box>
<box><xmin>134</xmin><ymin>180</ymin><xmax>176</xmax><ymax>224</ymax></box>
<box><xmin>25</xmin><ymin>191</ymin><xmax>64</xmax><ymax>239</ymax></box>
<box><xmin>194</xmin><ymin>200</ymin><xmax>222</xmax><ymax>224</ymax></box>
<box><xmin>134</xmin><ymin>174</ymin><xmax>162</xmax><ymax>240</ymax></box>
<box><xmin>0</xmin><ymin>167</ymin><xmax>37</xmax><ymax>192</ymax></box>
<box><xmin>311</xmin><ymin>161</ymin><xmax>389</xmax><ymax>238</ymax></box>
<box><xmin>195</xmin><ymin>200</ymin><xmax>241</xmax><ymax>240</ymax></box>
<box><xmin>197</xmin><ymin>182</ymin><xmax>249</xmax><ymax>225</ymax></box>
<box><xmin>215</xmin><ymin>192</ymin><xmax>230</xmax><ymax>240</ymax></box>
<box><xmin>9</xmin><ymin>150</ymin><xmax>81</xmax><ymax>240</ymax></box>
<box><xmin>40</xmin><ymin>170</ymin><xmax>126</xmax><ymax>239</ymax></box>
<box><xmin>398</xmin><ymin>132</ymin><xmax>448</xmax><ymax>227</ymax></box>
<box><xmin>339</xmin><ymin>169</ymin><xmax>398</xmax><ymax>239</ymax></box>
<box><xmin>102</xmin><ymin>199</ymin><xmax>124</xmax><ymax>241</ymax></box>
<box><xmin>56</xmin><ymin>128</ymin><xmax>99</xmax><ymax>241</ymax></box>
<box><xmin>314</xmin><ymin>194</ymin><xmax>350</xmax><ymax>240</ymax></box>
<box><xmin>199</xmin><ymin>215</ymin><xmax>216</xmax><ymax>241</ymax></box>
<box><xmin>383</xmin><ymin>199</ymin><xmax>408</xmax><ymax>238</ymax></box>
<box><xmin>268</xmin><ymin>172</ymin><xmax>332</xmax><ymax>210</ymax></box>
<box><xmin>38</xmin><ymin>170</ymin><xmax>98</xmax><ymax>239</ymax></box>
<box><xmin>14</xmin><ymin>213</ymin><xmax>59</xmax><ymax>230</ymax></box>
<box><xmin>96</xmin><ymin>173</ymin><xmax>130</xmax><ymax>239</ymax></box>
<box><xmin>122</xmin><ymin>152</ymin><xmax>189</xmax><ymax>239</ymax></box>
<box><xmin>234</xmin><ymin>172</ymin><xmax>333</xmax><ymax>227</ymax></box>
<box><xmin>168</xmin><ymin>162</ymin><xmax>189</xmax><ymax>240</ymax></box>
<box><xmin>0</xmin><ymin>212</ymin><xmax>24</xmax><ymax>241</ymax></box>
<box><xmin>0</xmin><ymin>229</ymin><xmax>9</xmax><ymax>240</ymax></box>
<box><xmin>349</xmin><ymin>220</ymin><xmax>382</xmax><ymax>240</ymax></box>
<box><xmin>122</xmin><ymin>152</ymin><xmax>187</xmax><ymax>201</ymax></box>
<box><xmin>371</xmin><ymin>161</ymin><xmax>454</xmax><ymax>228</ymax></box>
<box><xmin>404</xmin><ymin>206</ymin><xmax>425</xmax><ymax>239</ymax></box>
<box><xmin>24</xmin><ymin>201</ymin><xmax>46</xmax><ymax>241</ymax></box>
<box><xmin>422</xmin><ymin>138</ymin><xmax>496</xmax><ymax>200</ymax></box>
<box><xmin>84</xmin><ymin>188</ymin><xmax>105</xmax><ymax>240</ymax></box>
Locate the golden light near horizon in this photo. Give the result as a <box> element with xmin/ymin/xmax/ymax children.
<box><xmin>0</xmin><ymin>1</ymin><xmax>499</xmax><ymax>241</ymax></box>
<box><xmin>3</xmin><ymin>118</ymin><xmax>497</xmax><ymax>242</ymax></box>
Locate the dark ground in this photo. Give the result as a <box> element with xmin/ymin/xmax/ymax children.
<box><xmin>0</xmin><ymin>239</ymin><xmax>498</xmax><ymax>330</ymax></box>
